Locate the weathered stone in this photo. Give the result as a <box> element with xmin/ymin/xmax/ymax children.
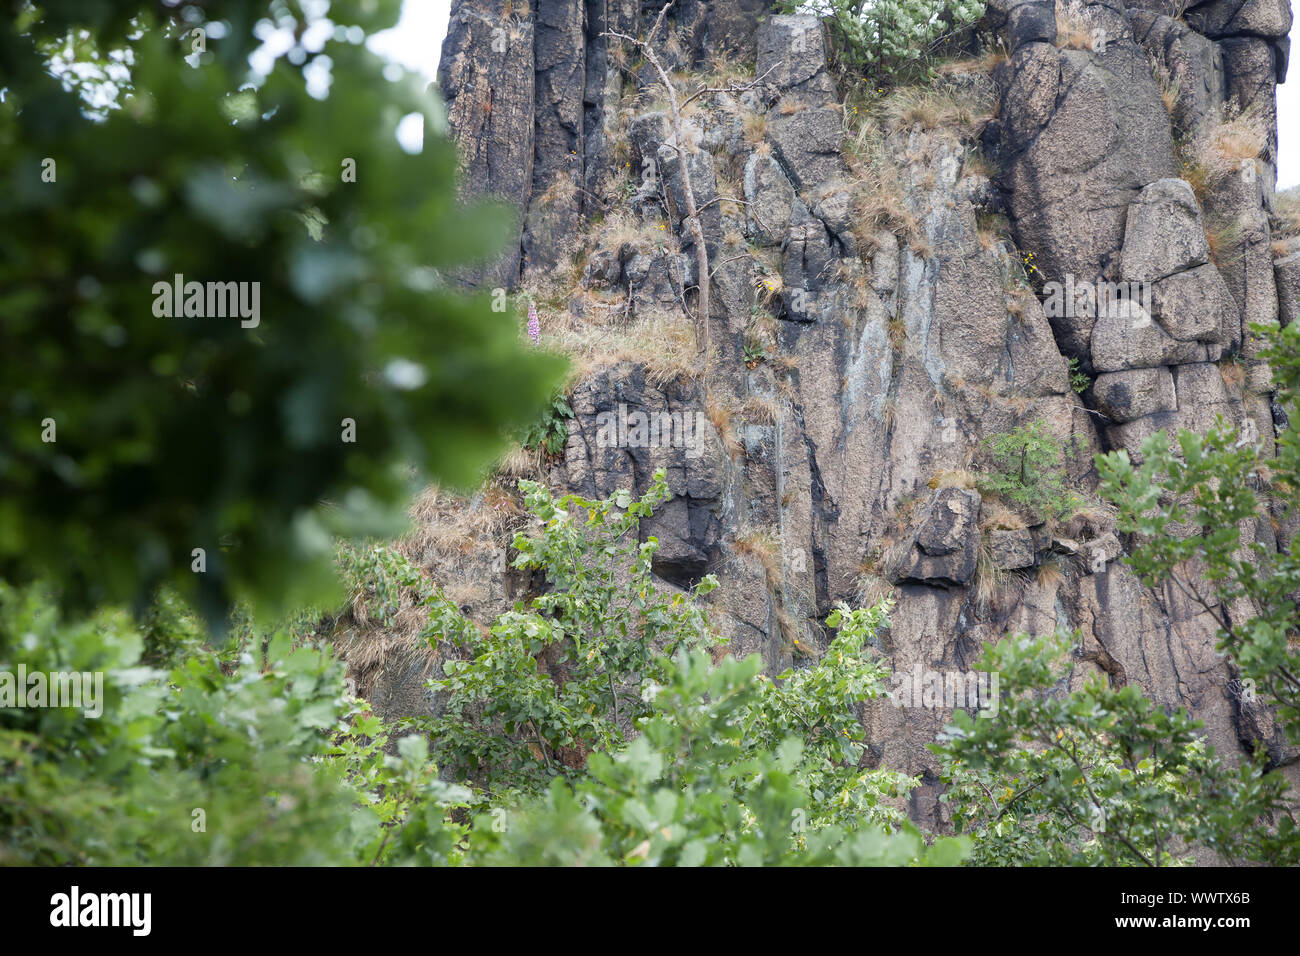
<box><xmin>1106</xmin><ymin>362</ymin><xmax>1239</xmax><ymax>462</ymax></box>
<box><xmin>781</xmin><ymin>204</ymin><xmax>834</xmax><ymax>321</ymax></box>
<box><xmin>900</xmin><ymin>488</ymin><xmax>981</xmax><ymax>587</ymax></box>
<box><xmin>1129</xmin><ymin>11</ymin><xmax>1225</xmax><ymax>141</ymax></box>
<box><xmin>1091</xmin><ymin>302</ymin><xmax>1207</xmax><ymax>371</ymax></box>
<box><xmin>1275</xmin><ymin>248</ymin><xmax>1300</xmax><ymax>327</ymax></box>
<box><xmin>1120</xmin><ymin>179</ymin><xmax>1212</xmax><ymax>284</ymax></box>
<box><xmin>755</xmin><ymin>15</ymin><xmax>836</xmax><ymax>101</ymax></box>
<box><xmin>438</xmin><ymin>2</ymin><xmax>536</xmax><ymax>288</ymax></box>
<box><xmin>523</xmin><ymin>0</ymin><xmax>588</xmax><ymax>272</ymax></box>
<box><xmin>1186</xmin><ymin>0</ymin><xmax>1292</xmax><ymax>40</ymax></box>
<box><xmin>1001</xmin><ymin>42</ymin><xmax>1177</xmax><ymax>359</ymax></box>
<box><xmin>1052</xmin><ymin>536</ymin><xmax>1080</xmax><ymax>555</ymax></box>
<box><xmin>1151</xmin><ymin>263</ymin><xmax>1235</xmax><ymax>341</ymax></box>
<box><xmin>625</xmin><ymin>249</ymin><xmax>689</xmax><ymax>315</ymax></box>
<box><xmin>1006</xmin><ymin>0</ymin><xmax>1056</xmax><ymax>49</ymax></box>
<box><xmin>416</xmin><ymin>7</ymin><xmax>1300</xmax><ymax>824</ymax></box>
<box><xmin>988</xmin><ymin>528</ymin><xmax>1035</xmax><ymax>570</ymax></box>
<box><xmin>582</xmin><ymin>248</ymin><xmax>621</xmax><ymax>288</ymax></box>
<box><xmin>1081</xmin><ymin>532</ymin><xmax>1123</xmax><ymax>574</ymax></box>
<box><xmin>769</xmin><ymin>104</ymin><xmax>847</xmax><ymax>191</ymax></box>
<box><xmin>810</xmin><ymin>186</ymin><xmax>856</xmax><ymax>250</ymax></box>
<box><xmin>743</xmin><ymin>152</ymin><xmax>795</xmax><ymax>246</ymax></box>
<box><xmin>1093</xmin><ymin>367</ymin><xmax>1177</xmax><ymax>423</ymax></box>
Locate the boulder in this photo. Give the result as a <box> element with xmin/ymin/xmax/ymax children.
<box><xmin>1151</xmin><ymin>263</ymin><xmax>1235</xmax><ymax>341</ymax></box>
<box><xmin>1186</xmin><ymin>0</ymin><xmax>1292</xmax><ymax>39</ymax></box>
<box><xmin>743</xmin><ymin>153</ymin><xmax>796</xmax><ymax>247</ymax></box>
<box><xmin>1120</xmin><ymin>179</ymin><xmax>1212</xmax><ymax>284</ymax></box>
<box><xmin>1275</xmin><ymin>248</ymin><xmax>1300</xmax><ymax>327</ymax></box>
<box><xmin>770</xmin><ymin>105</ymin><xmax>847</xmax><ymax>191</ymax></box>
<box><xmin>988</xmin><ymin>528</ymin><xmax>1035</xmax><ymax>570</ymax></box>
<box><xmin>900</xmin><ymin>488</ymin><xmax>981</xmax><ymax>587</ymax></box>
<box><xmin>1093</xmin><ymin>366</ymin><xmax>1177</xmax><ymax>423</ymax></box>
<box><xmin>1091</xmin><ymin>302</ymin><xmax>1208</xmax><ymax>371</ymax></box>
<box><xmin>1081</xmin><ymin>532</ymin><xmax>1124</xmax><ymax>574</ymax></box>
<box><xmin>755</xmin><ymin>15</ymin><xmax>836</xmax><ymax>100</ymax></box>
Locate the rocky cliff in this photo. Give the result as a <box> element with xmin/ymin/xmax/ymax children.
<box><xmin>350</xmin><ymin>0</ymin><xmax>1300</xmax><ymax>831</ymax></box>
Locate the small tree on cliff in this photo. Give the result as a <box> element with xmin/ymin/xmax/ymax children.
<box><xmin>778</xmin><ymin>0</ymin><xmax>987</xmax><ymax>84</ymax></box>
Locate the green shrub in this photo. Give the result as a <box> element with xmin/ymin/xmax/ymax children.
<box><xmin>519</xmin><ymin>389</ymin><xmax>574</xmax><ymax>456</ymax></box>
<box><xmin>933</xmin><ymin>631</ymin><xmax>1298</xmax><ymax>866</ymax></box>
<box><xmin>778</xmin><ymin>0</ymin><xmax>987</xmax><ymax>84</ymax></box>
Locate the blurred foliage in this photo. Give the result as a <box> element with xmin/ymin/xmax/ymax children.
<box><xmin>0</xmin><ymin>580</ymin><xmax>369</xmax><ymax>864</ymax></box>
<box><xmin>0</xmin><ymin>0</ymin><xmax>564</xmax><ymax>624</ymax></box>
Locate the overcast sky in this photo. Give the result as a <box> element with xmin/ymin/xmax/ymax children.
<box><xmin>371</xmin><ymin>1</ymin><xmax>1299</xmax><ymax>188</ymax></box>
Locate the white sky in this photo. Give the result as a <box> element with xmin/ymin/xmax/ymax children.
<box><xmin>366</xmin><ymin>0</ymin><xmax>451</xmax><ymax>85</ymax></box>
<box><xmin>1276</xmin><ymin>21</ymin><xmax>1300</xmax><ymax>189</ymax></box>
<box><xmin>370</xmin><ymin>0</ymin><xmax>1299</xmax><ymax>187</ymax></box>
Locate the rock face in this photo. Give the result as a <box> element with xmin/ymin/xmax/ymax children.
<box><xmin>399</xmin><ymin>0</ymin><xmax>1299</xmax><ymax>830</ymax></box>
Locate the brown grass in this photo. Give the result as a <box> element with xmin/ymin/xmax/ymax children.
<box><xmin>938</xmin><ymin>49</ymin><xmax>1008</xmax><ymax>76</ymax></box>
<box><xmin>1035</xmin><ymin>554</ymin><xmax>1066</xmax><ymax>590</ymax></box>
<box><xmin>1055</xmin><ymin>0</ymin><xmax>1094</xmax><ymax>50</ymax></box>
<box><xmin>979</xmin><ymin>500</ymin><xmax>1028</xmax><ymax>532</ymax></box>
<box><xmin>843</xmin><ymin>120</ymin><xmax>917</xmax><ymax>248</ymax></box>
<box><xmin>1151</xmin><ymin>58</ymin><xmax>1180</xmax><ymax>118</ymax></box>
<box><xmin>1182</xmin><ymin>109</ymin><xmax>1267</xmax><ymax>203</ymax></box>
<box><xmin>706</xmin><ymin>394</ymin><xmax>743</xmax><ymax>459</ymax></box>
<box><xmin>1274</xmin><ymin>185</ymin><xmax>1300</xmax><ymax>240</ymax></box>
<box><xmin>928</xmin><ymin>468</ymin><xmax>978</xmax><ymax>491</ymax></box>
<box><xmin>534</xmin><ymin>303</ymin><xmax>700</xmax><ymax>388</ymax></box>
<box><xmin>1219</xmin><ymin>357</ymin><xmax>1246</xmax><ymax>390</ymax></box>
<box><xmin>878</xmin><ymin>85</ymin><xmax>986</xmax><ymax>135</ymax></box>
<box><xmin>734</xmin><ymin>528</ymin><xmax>781</xmax><ymax>591</ymax></box>
<box><xmin>1205</xmin><ymin>218</ymin><xmax>1244</xmax><ymax>271</ymax></box>
<box><xmin>742</xmin><ymin>392</ymin><xmax>781</xmax><ymax>425</ymax></box>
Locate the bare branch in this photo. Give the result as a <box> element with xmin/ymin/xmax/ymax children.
<box><xmin>679</xmin><ymin>64</ymin><xmax>780</xmax><ymax>109</ymax></box>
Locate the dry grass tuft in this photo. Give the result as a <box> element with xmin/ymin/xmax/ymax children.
<box><xmin>1055</xmin><ymin>0</ymin><xmax>1094</xmax><ymax>50</ymax></box>
<box><xmin>706</xmin><ymin>393</ymin><xmax>744</xmax><ymax>459</ymax></box>
<box><xmin>734</xmin><ymin>528</ymin><xmax>782</xmax><ymax>591</ymax></box>
<box><xmin>1219</xmin><ymin>357</ymin><xmax>1246</xmax><ymax>389</ymax></box>
<box><xmin>1035</xmin><ymin>554</ymin><xmax>1066</xmax><ymax>590</ymax></box>
<box><xmin>878</xmin><ymin>85</ymin><xmax>986</xmax><ymax>135</ymax></box>
<box><xmin>1273</xmin><ymin>185</ymin><xmax>1300</xmax><ymax>240</ymax></box>
<box><xmin>743</xmin><ymin>109</ymin><xmax>769</xmax><ymax>146</ymax></box>
<box><xmin>742</xmin><ymin>392</ymin><xmax>782</xmax><ymax>425</ymax></box>
<box><xmin>938</xmin><ymin>49</ymin><xmax>1007</xmax><ymax>76</ymax></box>
<box><xmin>973</xmin><ymin>534</ymin><xmax>1006</xmax><ymax>611</ymax></box>
<box><xmin>1181</xmin><ymin>109</ymin><xmax>1267</xmax><ymax>204</ymax></box>
<box><xmin>979</xmin><ymin>499</ymin><xmax>1028</xmax><ymax>532</ymax></box>
<box><xmin>843</xmin><ymin>120</ymin><xmax>917</xmax><ymax>247</ymax></box>
<box><xmin>535</xmin><ymin>304</ymin><xmax>700</xmax><ymax>388</ymax></box>
<box><xmin>928</xmin><ymin>468</ymin><xmax>978</xmax><ymax>491</ymax></box>
<box><xmin>1205</xmin><ymin>218</ymin><xmax>1245</xmax><ymax>271</ymax></box>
